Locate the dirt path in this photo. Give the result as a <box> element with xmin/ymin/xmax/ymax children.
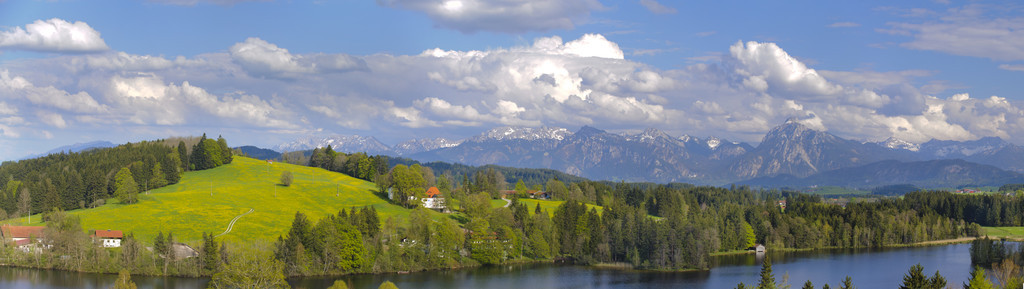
<box><xmin>911</xmin><ymin>237</ymin><xmax>977</xmax><ymax>246</ymax></box>
<box><xmin>501</xmin><ymin>197</ymin><xmax>512</xmax><ymax>208</ymax></box>
<box><xmin>215</xmin><ymin>208</ymin><xmax>253</xmax><ymax>238</ymax></box>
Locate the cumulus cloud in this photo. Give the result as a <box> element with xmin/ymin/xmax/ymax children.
<box><xmin>6</xmin><ymin>33</ymin><xmax>1024</xmax><ymax>158</ymax></box>
<box><xmin>884</xmin><ymin>4</ymin><xmax>1024</xmax><ymax>61</ymax></box>
<box><xmin>0</xmin><ymin>18</ymin><xmax>109</xmax><ymax>53</ymax></box>
<box><xmin>378</xmin><ymin>0</ymin><xmax>604</xmax><ymax>33</ymax></box>
<box><xmin>229</xmin><ymin>37</ymin><xmax>366</xmax><ymax>79</ymax></box>
<box><xmin>639</xmin><ymin>0</ymin><xmax>677</xmax><ymax>14</ymax></box>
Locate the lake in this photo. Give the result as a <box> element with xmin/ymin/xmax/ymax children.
<box><xmin>0</xmin><ymin>243</ymin><xmax>975</xmax><ymax>289</ymax></box>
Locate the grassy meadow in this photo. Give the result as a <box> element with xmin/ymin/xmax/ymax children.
<box><xmin>982</xmin><ymin>226</ymin><xmax>1024</xmax><ymax>240</ymax></box>
<box><xmin>42</xmin><ymin>156</ymin><xmax>410</xmax><ymax>244</ymax></box>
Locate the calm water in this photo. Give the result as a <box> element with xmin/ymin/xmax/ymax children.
<box><xmin>0</xmin><ymin>244</ymin><xmax>975</xmax><ymax>289</ymax></box>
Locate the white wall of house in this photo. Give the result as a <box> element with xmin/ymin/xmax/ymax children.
<box><xmin>101</xmin><ymin>238</ymin><xmax>121</xmax><ymax>248</ymax></box>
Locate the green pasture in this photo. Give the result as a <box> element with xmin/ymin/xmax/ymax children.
<box><xmin>515</xmin><ymin>198</ymin><xmax>604</xmax><ymax>217</ymax></box>
<box><xmin>55</xmin><ymin>157</ymin><xmax>409</xmax><ymax>244</ymax></box>
<box><xmin>982</xmin><ymin>226</ymin><xmax>1024</xmax><ymax>239</ymax></box>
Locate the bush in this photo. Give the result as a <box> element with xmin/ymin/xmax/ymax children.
<box><xmin>281</xmin><ymin>171</ymin><xmax>293</xmax><ymax>186</ymax></box>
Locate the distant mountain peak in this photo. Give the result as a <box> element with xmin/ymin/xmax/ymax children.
<box><xmin>393</xmin><ymin>137</ymin><xmax>463</xmax><ymax>155</ymax></box>
<box><xmin>877</xmin><ymin>137</ymin><xmax>920</xmax><ymax>152</ymax></box>
<box><xmin>706</xmin><ymin>136</ymin><xmax>722</xmax><ymax>149</ymax></box>
<box><xmin>625</xmin><ymin>128</ymin><xmax>673</xmax><ymax>143</ymax></box>
<box><xmin>275</xmin><ymin>134</ymin><xmax>391</xmax><ymax>154</ymax></box>
<box><xmin>470</xmin><ymin>126</ymin><xmax>571</xmax><ymax>142</ymax></box>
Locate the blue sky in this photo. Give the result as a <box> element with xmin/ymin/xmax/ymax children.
<box><xmin>0</xmin><ymin>0</ymin><xmax>1022</xmax><ymax>160</ymax></box>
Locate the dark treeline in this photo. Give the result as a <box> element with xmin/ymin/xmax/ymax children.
<box><xmin>0</xmin><ymin>134</ymin><xmax>231</xmax><ymax>219</ymax></box>
<box><xmin>271</xmin><ymin>183</ymin><xmax>979</xmax><ymax>274</ymax></box>
<box><xmin>902</xmin><ymin>191</ymin><xmax>1024</xmax><ymax>226</ymax></box>
<box><xmin>304</xmin><ymin>145</ymin><xmax>389</xmax><ymax>183</ymax></box>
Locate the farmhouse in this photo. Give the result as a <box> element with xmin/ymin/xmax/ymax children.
<box><xmin>91</xmin><ymin>229</ymin><xmax>124</xmax><ymax>248</ymax></box>
<box><xmin>422</xmin><ymin>187</ymin><xmax>446</xmax><ymax>210</ymax></box>
<box><xmin>1</xmin><ymin>225</ymin><xmax>46</xmax><ymax>250</ymax></box>
<box><xmin>528</xmin><ymin>190</ymin><xmax>550</xmax><ymax>199</ymax></box>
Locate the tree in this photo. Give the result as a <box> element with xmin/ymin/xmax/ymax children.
<box><xmin>202</xmin><ymin>232</ymin><xmax>220</xmax><ymax>274</ymax></box>
<box><xmin>114</xmin><ymin>167</ymin><xmax>138</xmax><ymax>204</ymax></box>
<box><xmin>217</xmin><ymin>135</ymin><xmax>233</xmax><ymax>164</ymax></box>
<box><xmin>209</xmin><ymin>250</ymin><xmax>290</xmax><ymax>289</ymax></box>
<box><xmin>281</xmin><ymin>171</ymin><xmax>293</xmax><ymax>187</ymax></box>
<box><xmin>177</xmin><ymin>140</ymin><xmax>188</xmax><ymax>172</ymax></box>
<box><xmin>758</xmin><ymin>257</ymin><xmax>776</xmax><ymax>289</ymax></box>
<box><xmin>515</xmin><ymin>179</ymin><xmax>528</xmax><ymax>196</ymax></box>
<box><xmin>802</xmin><ymin>280</ymin><xmax>814</xmax><ymax>289</ymax></box>
<box><xmin>112</xmin><ymin>269</ymin><xmax>137</xmax><ymax>289</ymax></box>
<box><xmin>743</xmin><ymin>221</ymin><xmax>757</xmax><ymax>249</ymax></box>
<box><xmin>900</xmin><ymin>264</ymin><xmax>946</xmax><ymax>289</ymax></box>
<box><xmin>840</xmin><ymin>276</ymin><xmax>854</xmax><ymax>289</ymax></box>
<box><xmin>326</xmin><ymin>280</ymin><xmax>349</xmax><ymax>289</ymax></box>
<box><xmin>150</xmin><ymin>162</ymin><xmax>167</xmax><ymax>189</ymax></box>
<box><xmin>964</xmin><ymin>266</ymin><xmax>994</xmax><ymax>289</ymax></box>
<box><xmin>378</xmin><ymin>281</ymin><xmax>399</xmax><ymax>289</ymax></box>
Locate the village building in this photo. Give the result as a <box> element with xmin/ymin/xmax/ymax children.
<box><xmin>1</xmin><ymin>225</ymin><xmax>46</xmax><ymax>251</ymax></box>
<box><xmin>91</xmin><ymin>229</ymin><xmax>124</xmax><ymax>248</ymax></box>
<box><xmin>422</xmin><ymin>187</ymin><xmax>446</xmax><ymax>210</ymax></box>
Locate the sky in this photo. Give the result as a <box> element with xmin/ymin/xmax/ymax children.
<box><xmin>1</xmin><ymin>0</ymin><xmax>1023</xmax><ymax>160</ymax></box>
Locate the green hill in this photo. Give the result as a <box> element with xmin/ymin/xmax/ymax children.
<box><xmin>60</xmin><ymin>156</ymin><xmax>409</xmax><ymax>244</ymax></box>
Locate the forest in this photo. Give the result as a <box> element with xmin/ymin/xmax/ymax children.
<box><xmin>0</xmin><ymin>137</ymin><xmax>996</xmax><ymax>288</ymax></box>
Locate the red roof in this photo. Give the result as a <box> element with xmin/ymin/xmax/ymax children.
<box><xmin>1</xmin><ymin>225</ymin><xmax>45</xmax><ymax>239</ymax></box>
<box><xmin>93</xmin><ymin>229</ymin><xmax>123</xmax><ymax>239</ymax></box>
<box><xmin>425</xmin><ymin>187</ymin><xmax>441</xmax><ymax>198</ymax></box>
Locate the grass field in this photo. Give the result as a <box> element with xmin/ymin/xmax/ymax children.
<box><xmin>515</xmin><ymin>198</ymin><xmax>604</xmax><ymax>217</ymax></box>
<box><xmin>30</xmin><ymin>157</ymin><xmax>412</xmax><ymax>244</ymax></box>
<box><xmin>982</xmin><ymin>226</ymin><xmax>1024</xmax><ymax>239</ymax></box>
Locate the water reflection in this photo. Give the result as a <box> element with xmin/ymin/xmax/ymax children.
<box><xmin>0</xmin><ymin>244</ymin><xmax>978</xmax><ymax>289</ymax></box>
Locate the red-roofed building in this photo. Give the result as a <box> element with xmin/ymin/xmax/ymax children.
<box><xmin>422</xmin><ymin>187</ymin><xmax>446</xmax><ymax>210</ymax></box>
<box><xmin>1</xmin><ymin>225</ymin><xmax>46</xmax><ymax>249</ymax></box>
<box><xmin>91</xmin><ymin>229</ymin><xmax>124</xmax><ymax>248</ymax></box>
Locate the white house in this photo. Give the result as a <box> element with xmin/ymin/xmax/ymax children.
<box><xmin>92</xmin><ymin>229</ymin><xmax>124</xmax><ymax>248</ymax></box>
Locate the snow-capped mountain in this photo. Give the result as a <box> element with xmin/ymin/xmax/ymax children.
<box><xmin>875</xmin><ymin>137</ymin><xmax>921</xmax><ymax>152</ymax></box>
<box><xmin>275</xmin><ymin>135</ymin><xmax>392</xmax><ymax>155</ymax></box>
<box><xmin>393</xmin><ymin>137</ymin><xmax>463</xmax><ymax>156</ymax></box>
<box><xmin>919</xmin><ymin>136</ymin><xmax>1008</xmax><ymax>159</ymax></box>
<box><xmin>467</xmin><ymin>126</ymin><xmax>571</xmax><ymax>142</ymax></box>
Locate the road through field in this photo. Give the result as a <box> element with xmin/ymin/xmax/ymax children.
<box><xmin>216</xmin><ymin>208</ymin><xmax>254</xmax><ymax>237</ymax></box>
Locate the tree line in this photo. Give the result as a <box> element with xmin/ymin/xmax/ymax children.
<box><xmin>0</xmin><ymin>134</ymin><xmax>231</xmax><ymax>220</ymax></box>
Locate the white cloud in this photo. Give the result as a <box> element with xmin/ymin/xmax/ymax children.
<box><xmin>0</xmin><ymin>69</ymin><xmax>105</xmax><ymax>113</ymax></box>
<box><xmin>828</xmin><ymin>22</ymin><xmax>861</xmax><ymax>28</ymax></box>
<box><xmin>639</xmin><ymin>0</ymin><xmax>677</xmax><ymax>14</ymax></box>
<box><xmin>999</xmin><ymin>64</ymin><xmax>1024</xmax><ymax>72</ymax></box>
<box><xmin>0</xmin><ymin>102</ymin><xmax>17</xmax><ymax>115</ymax></box>
<box><xmin>885</xmin><ymin>4</ymin><xmax>1024</xmax><ymax>61</ymax></box>
<box><xmin>6</xmin><ymin>33</ymin><xmax>1024</xmax><ymax>156</ymax></box>
<box><xmin>378</xmin><ymin>0</ymin><xmax>605</xmax><ymax>33</ymax></box>
<box><xmin>0</xmin><ymin>18</ymin><xmax>109</xmax><ymax>53</ymax></box>
<box><xmin>36</xmin><ymin>111</ymin><xmax>67</xmax><ymax>129</ymax></box>
<box><xmin>229</xmin><ymin>37</ymin><xmax>365</xmax><ymax>79</ymax></box>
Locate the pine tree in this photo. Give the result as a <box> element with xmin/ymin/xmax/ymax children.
<box><xmin>840</xmin><ymin>276</ymin><xmax>854</xmax><ymax>289</ymax></box>
<box><xmin>964</xmin><ymin>266</ymin><xmax>994</xmax><ymax>289</ymax></box>
<box><xmin>801</xmin><ymin>280</ymin><xmax>814</xmax><ymax>289</ymax></box>
<box><xmin>758</xmin><ymin>257</ymin><xmax>776</xmax><ymax>289</ymax></box>
<box><xmin>114</xmin><ymin>167</ymin><xmax>138</xmax><ymax>204</ymax></box>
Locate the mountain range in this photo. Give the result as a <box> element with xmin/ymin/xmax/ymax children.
<box><xmin>268</xmin><ymin>121</ymin><xmax>1024</xmax><ymax>188</ymax></box>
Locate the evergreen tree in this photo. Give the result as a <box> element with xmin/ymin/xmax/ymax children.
<box><xmin>217</xmin><ymin>135</ymin><xmax>232</xmax><ymax>164</ymax></box>
<box><xmin>900</xmin><ymin>264</ymin><xmax>946</xmax><ymax>289</ymax></box>
<box><xmin>202</xmin><ymin>232</ymin><xmax>220</xmax><ymax>274</ymax></box>
<box><xmin>758</xmin><ymin>257</ymin><xmax>776</xmax><ymax>289</ymax></box>
<box><xmin>150</xmin><ymin>162</ymin><xmax>167</xmax><ymax>189</ymax></box>
<box><xmin>964</xmin><ymin>266</ymin><xmax>994</xmax><ymax>289</ymax></box>
<box><xmin>801</xmin><ymin>280</ymin><xmax>814</xmax><ymax>289</ymax></box>
<box><xmin>177</xmin><ymin>140</ymin><xmax>188</xmax><ymax>172</ymax></box>
<box><xmin>114</xmin><ymin>167</ymin><xmax>138</xmax><ymax>204</ymax></box>
<box><xmin>840</xmin><ymin>276</ymin><xmax>854</xmax><ymax>289</ymax></box>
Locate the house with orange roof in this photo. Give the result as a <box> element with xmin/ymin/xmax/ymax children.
<box><xmin>422</xmin><ymin>186</ymin><xmax>446</xmax><ymax>210</ymax></box>
<box><xmin>91</xmin><ymin>229</ymin><xmax>124</xmax><ymax>248</ymax></box>
<box><xmin>1</xmin><ymin>225</ymin><xmax>46</xmax><ymax>250</ymax></box>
